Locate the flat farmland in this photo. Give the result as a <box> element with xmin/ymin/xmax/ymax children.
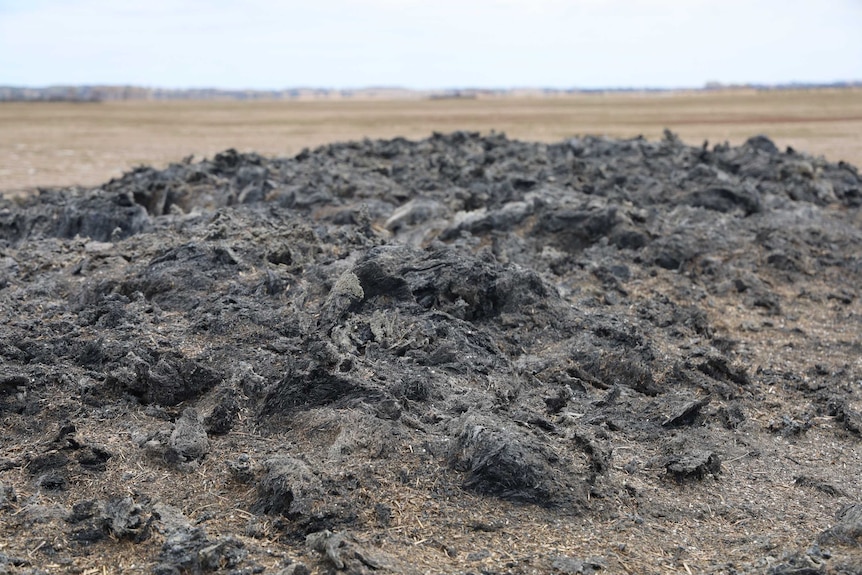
<box><xmin>1</xmin><ymin>88</ymin><xmax>862</xmax><ymax>194</ymax></box>
<box><xmin>4</xmin><ymin>91</ymin><xmax>862</xmax><ymax>573</ymax></box>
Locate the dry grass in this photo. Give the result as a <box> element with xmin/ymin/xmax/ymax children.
<box><xmin>2</xmin><ymin>88</ymin><xmax>862</xmax><ymax>195</ymax></box>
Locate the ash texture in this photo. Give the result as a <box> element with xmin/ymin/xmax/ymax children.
<box><xmin>1</xmin><ymin>131</ymin><xmax>862</xmax><ymax>574</ymax></box>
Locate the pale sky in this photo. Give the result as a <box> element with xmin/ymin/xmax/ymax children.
<box><xmin>1</xmin><ymin>0</ymin><xmax>861</xmax><ymax>90</ymax></box>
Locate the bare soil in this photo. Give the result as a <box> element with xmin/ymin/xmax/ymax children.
<box><xmin>0</xmin><ymin>130</ymin><xmax>861</xmax><ymax>574</ymax></box>
<box><xmin>2</xmin><ymin>88</ymin><xmax>862</xmax><ymax>195</ymax></box>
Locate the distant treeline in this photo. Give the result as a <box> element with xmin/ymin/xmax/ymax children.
<box><xmin>1</xmin><ymin>82</ymin><xmax>860</xmax><ymax>102</ymax></box>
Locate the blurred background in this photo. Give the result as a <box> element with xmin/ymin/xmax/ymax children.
<box><xmin>2</xmin><ymin>0</ymin><xmax>861</xmax><ymax>193</ymax></box>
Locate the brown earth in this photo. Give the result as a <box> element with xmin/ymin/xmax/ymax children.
<box><xmin>2</xmin><ymin>88</ymin><xmax>862</xmax><ymax>195</ymax></box>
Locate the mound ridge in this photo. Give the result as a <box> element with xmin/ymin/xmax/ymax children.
<box><xmin>1</xmin><ymin>131</ymin><xmax>861</xmax><ymax>573</ymax></box>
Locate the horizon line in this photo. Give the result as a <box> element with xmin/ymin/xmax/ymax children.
<box><xmin>2</xmin><ymin>82</ymin><xmax>862</xmax><ymax>104</ymax></box>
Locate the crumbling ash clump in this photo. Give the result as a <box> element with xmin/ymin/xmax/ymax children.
<box><xmin>1</xmin><ymin>131</ymin><xmax>861</xmax><ymax>573</ymax></box>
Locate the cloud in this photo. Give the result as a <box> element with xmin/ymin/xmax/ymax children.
<box><xmin>1</xmin><ymin>0</ymin><xmax>860</xmax><ymax>88</ymax></box>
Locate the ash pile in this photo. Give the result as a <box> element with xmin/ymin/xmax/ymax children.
<box><xmin>1</xmin><ymin>131</ymin><xmax>861</xmax><ymax>574</ymax></box>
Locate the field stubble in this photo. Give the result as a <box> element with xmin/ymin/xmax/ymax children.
<box><xmin>2</xmin><ymin>88</ymin><xmax>862</xmax><ymax>194</ymax></box>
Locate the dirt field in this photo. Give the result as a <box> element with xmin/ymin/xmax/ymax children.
<box><xmin>2</xmin><ymin>88</ymin><xmax>862</xmax><ymax>194</ymax></box>
<box><xmin>2</xmin><ymin>90</ymin><xmax>862</xmax><ymax>574</ymax></box>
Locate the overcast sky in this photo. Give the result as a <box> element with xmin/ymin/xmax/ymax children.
<box><xmin>1</xmin><ymin>0</ymin><xmax>861</xmax><ymax>90</ymax></box>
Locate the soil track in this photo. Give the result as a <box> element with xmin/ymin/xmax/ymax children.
<box><xmin>1</xmin><ymin>131</ymin><xmax>861</xmax><ymax>574</ymax></box>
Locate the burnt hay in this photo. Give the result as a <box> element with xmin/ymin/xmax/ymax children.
<box><xmin>1</xmin><ymin>132</ymin><xmax>862</xmax><ymax>573</ymax></box>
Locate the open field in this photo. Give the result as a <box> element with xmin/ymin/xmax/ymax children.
<box><xmin>2</xmin><ymin>88</ymin><xmax>862</xmax><ymax>194</ymax></box>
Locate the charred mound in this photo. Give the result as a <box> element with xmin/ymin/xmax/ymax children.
<box><xmin>1</xmin><ymin>131</ymin><xmax>861</xmax><ymax>574</ymax></box>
